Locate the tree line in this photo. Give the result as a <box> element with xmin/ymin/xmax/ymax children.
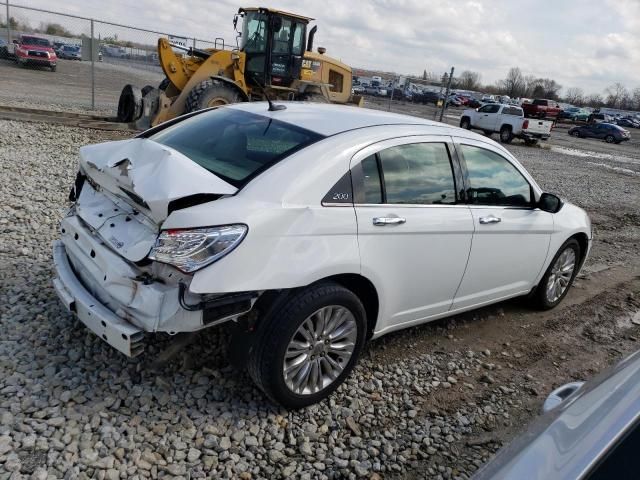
<box><xmin>448</xmin><ymin>67</ymin><xmax>640</xmax><ymax>111</ymax></box>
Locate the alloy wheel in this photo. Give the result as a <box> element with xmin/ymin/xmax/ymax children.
<box><xmin>545</xmin><ymin>248</ymin><xmax>576</xmax><ymax>303</ymax></box>
<box><xmin>282</xmin><ymin>305</ymin><xmax>357</xmax><ymax>395</ymax></box>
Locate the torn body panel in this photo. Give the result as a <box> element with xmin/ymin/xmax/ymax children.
<box><xmin>79</xmin><ymin>138</ymin><xmax>237</xmax><ymax>224</ymax></box>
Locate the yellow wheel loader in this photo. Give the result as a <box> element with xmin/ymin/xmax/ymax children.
<box><xmin>117</xmin><ymin>7</ymin><xmax>361</xmax><ymax>129</ymax></box>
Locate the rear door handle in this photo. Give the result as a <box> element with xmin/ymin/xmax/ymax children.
<box><xmin>373</xmin><ymin>216</ymin><xmax>406</xmax><ymax>226</ymax></box>
<box><xmin>479</xmin><ymin>215</ymin><xmax>501</xmax><ymax>224</ymax></box>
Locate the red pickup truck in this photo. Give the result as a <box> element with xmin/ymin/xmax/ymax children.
<box><xmin>522</xmin><ymin>99</ymin><xmax>561</xmax><ymax>119</ymax></box>
<box><xmin>10</xmin><ymin>35</ymin><xmax>57</xmax><ymax>71</ymax></box>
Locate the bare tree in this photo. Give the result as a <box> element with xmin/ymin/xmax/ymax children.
<box><xmin>523</xmin><ymin>75</ymin><xmax>539</xmax><ymax>97</ymax></box>
<box><xmin>633</xmin><ymin>87</ymin><xmax>640</xmax><ymax>110</ymax></box>
<box><xmin>498</xmin><ymin>67</ymin><xmax>525</xmax><ymax>97</ymax></box>
<box><xmin>564</xmin><ymin>87</ymin><xmax>584</xmax><ymax>106</ymax></box>
<box><xmin>586</xmin><ymin>93</ymin><xmax>603</xmax><ymax>108</ymax></box>
<box><xmin>541</xmin><ymin>79</ymin><xmax>562</xmax><ymax>99</ymax></box>
<box><xmin>605</xmin><ymin>82</ymin><xmax>628</xmax><ymax>108</ymax></box>
<box><xmin>457</xmin><ymin>70</ymin><xmax>481</xmax><ymax>91</ymax></box>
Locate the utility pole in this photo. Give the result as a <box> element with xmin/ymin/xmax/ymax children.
<box><xmin>6</xmin><ymin>0</ymin><xmax>10</xmax><ymax>43</ymax></box>
<box><xmin>439</xmin><ymin>67</ymin><xmax>454</xmax><ymax>122</ymax></box>
<box><xmin>90</xmin><ymin>19</ymin><xmax>95</xmax><ymax>110</ymax></box>
<box><xmin>388</xmin><ymin>76</ymin><xmax>396</xmax><ymax>112</ymax></box>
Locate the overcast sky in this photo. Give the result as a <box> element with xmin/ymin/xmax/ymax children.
<box><xmin>11</xmin><ymin>0</ymin><xmax>640</xmax><ymax>94</ymax></box>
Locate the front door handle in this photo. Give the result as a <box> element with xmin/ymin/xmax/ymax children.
<box><xmin>373</xmin><ymin>216</ymin><xmax>406</xmax><ymax>226</ymax></box>
<box><xmin>479</xmin><ymin>215</ymin><xmax>502</xmax><ymax>224</ymax></box>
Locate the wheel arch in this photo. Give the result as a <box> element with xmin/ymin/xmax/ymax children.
<box><xmin>569</xmin><ymin>231</ymin><xmax>590</xmax><ymax>270</ymax></box>
<box><xmin>209</xmin><ymin>75</ymin><xmax>250</xmax><ymax>102</ymax></box>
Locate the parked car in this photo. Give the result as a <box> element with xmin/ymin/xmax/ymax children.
<box><xmin>481</xmin><ymin>95</ymin><xmax>496</xmax><ymax>103</ymax></box>
<box><xmin>568</xmin><ymin>123</ymin><xmax>630</xmax><ymax>143</ymax></box>
<box><xmin>588</xmin><ymin>112</ymin><xmax>614</xmax><ymax>124</ymax></box>
<box><xmin>522</xmin><ymin>99</ymin><xmax>562</xmax><ymax>119</ymax></box>
<box><xmin>616</xmin><ymin>118</ymin><xmax>639</xmax><ymax>129</ymax></box>
<box><xmin>415</xmin><ymin>91</ymin><xmax>444</xmax><ymax>105</ymax></box>
<box><xmin>473</xmin><ymin>349</ymin><xmax>640</xmax><ymax>480</ymax></box>
<box><xmin>52</xmin><ymin>103</ymin><xmax>591</xmax><ymax>408</ymax></box>
<box><xmin>352</xmin><ymin>85</ymin><xmax>365</xmax><ymax>95</ymax></box>
<box><xmin>58</xmin><ymin>45</ymin><xmax>81</xmax><ymax>60</ymax></box>
<box><xmin>467</xmin><ymin>98</ymin><xmax>482</xmax><ymax>108</ymax></box>
<box><xmin>11</xmin><ymin>35</ymin><xmax>57</xmax><ymax>71</ymax></box>
<box><xmin>0</xmin><ymin>38</ymin><xmax>8</xmax><ymax>59</ymax></box>
<box><xmin>460</xmin><ymin>104</ymin><xmax>553</xmax><ymax>145</ymax></box>
<box><xmin>558</xmin><ymin>107</ymin><xmax>589</xmax><ymax>122</ymax></box>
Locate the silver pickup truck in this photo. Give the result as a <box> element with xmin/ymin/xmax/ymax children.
<box><xmin>460</xmin><ymin>104</ymin><xmax>554</xmax><ymax>145</ymax></box>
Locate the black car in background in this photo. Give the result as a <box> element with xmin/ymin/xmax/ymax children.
<box><xmin>413</xmin><ymin>91</ymin><xmax>444</xmax><ymax>105</ymax></box>
<box><xmin>617</xmin><ymin>118</ymin><xmax>640</xmax><ymax>129</ymax></box>
<box><xmin>568</xmin><ymin>123</ymin><xmax>630</xmax><ymax>144</ymax></box>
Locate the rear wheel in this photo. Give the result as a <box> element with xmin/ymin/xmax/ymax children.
<box><xmin>184</xmin><ymin>79</ymin><xmax>243</xmax><ymax>113</ymax></box>
<box><xmin>533</xmin><ymin>239</ymin><xmax>581</xmax><ymax>310</ymax></box>
<box><xmin>605</xmin><ymin>135</ymin><xmax>615</xmax><ymax>143</ymax></box>
<box><xmin>499</xmin><ymin>126</ymin><xmax>513</xmax><ymax>143</ymax></box>
<box><xmin>247</xmin><ymin>282</ymin><xmax>367</xmax><ymax>408</ymax></box>
<box><xmin>50</xmin><ymin>65</ymin><xmax>56</xmax><ymax>72</ymax></box>
<box><xmin>571</xmin><ymin>131</ymin><xmax>581</xmax><ymax>138</ymax></box>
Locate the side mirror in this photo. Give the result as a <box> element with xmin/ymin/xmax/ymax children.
<box><xmin>538</xmin><ymin>192</ymin><xmax>563</xmax><ymax>213</ymax></box>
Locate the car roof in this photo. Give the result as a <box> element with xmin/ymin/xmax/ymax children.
<box><xmin>226</xmin><ymin>102</ymin><xmax>443</xmax><ymax>136</ymax></box>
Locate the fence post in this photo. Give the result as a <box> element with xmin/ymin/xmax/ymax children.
<box><xmin>439</xmin><ymin>67</ymin><xmax>454</xmax><ymax>122</ymax></box>
<box><xmin>6</xmin><ymin>0</ymin><xmax>10</xmax><ymax>43</ymax></box>
<box><xmin>90</xmin><ymin>19</ymin><xmax>95</xmax><ymax>110</ymax></box>
<box><xmin>193</xmin><ymin>37</ymin><xmax>196</xmax><ymax>49</ymax></box>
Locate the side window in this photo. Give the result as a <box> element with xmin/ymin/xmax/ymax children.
<box><xmin>360</xmin><ymin>155</ymin><xmax>383</xmax><ymax>203</ymax></box>
<box><xmin>586</xmin><ymin>422</ymin><xmax>640</xmax><ymax>480</ymax></box>
<box><xmin>379</xmin><ymin>143</ymin><xmax>456</xmax><ymax>205</ymax></box>
<box><xmin>478</xmin><ymin>105</ymin><xmax>493</xmax><ymax>113</ymax></box>
<box><xmin>460</xmin><ymin>145</ymin><xmax>532</xmax><ymax>207</ymax></box>
<box><xmin>292</xmin><ymin>22</ymin><xmax>304</xmax><ymax>55</ymax></box>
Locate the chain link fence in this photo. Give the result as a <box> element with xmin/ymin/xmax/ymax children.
<box><xmin>0</xmin><ymin>2</ymin><xmax>229</xmax><ymax>113</ymax></box>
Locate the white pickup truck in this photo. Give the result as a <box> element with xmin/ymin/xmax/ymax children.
<box><xmin>459</xmin><ymin>104</ymin><xmax>553</xmax><ymax>145</ymax></box>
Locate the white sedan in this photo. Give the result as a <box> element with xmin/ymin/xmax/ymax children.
<box><xmin>53</xmin><ymin>102</ymin><xmax>592</xmax><ymax>408</ymax></box>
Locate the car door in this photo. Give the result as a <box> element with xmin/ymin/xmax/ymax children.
<box><xmin>475</xmin><ymin>104</ymin><xmax>500</xmax><ymax>130</ymax></box>
<box><xmin>352</xmin><ymin>136</ymin><xmax>474</xmax><ymax>333</ymax></box>
<box><xmin>451</xmin><ymin>139</ymin><xmax>553</xmax><ymax>310</ymax></box>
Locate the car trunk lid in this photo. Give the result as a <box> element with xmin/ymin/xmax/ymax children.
<box><xmin>76</xmin><ymin>138</ymin><xmax>237</xmax><ymax>262</ymax></box>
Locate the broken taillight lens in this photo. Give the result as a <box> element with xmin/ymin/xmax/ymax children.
<box><xmin>148</xmin><ymin>225</ymin><xmax>247</xmax><ymax>273</ymax></box>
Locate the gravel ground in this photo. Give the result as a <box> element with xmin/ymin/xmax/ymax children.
<box><xmin>1</xmin><ymin>120</ymin><xmax>640</xmax><ymax>479</ymax></box>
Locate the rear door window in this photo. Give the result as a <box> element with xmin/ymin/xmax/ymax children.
<box><xmin>150</xmin><ymin>108</ymin><xmax>324</xmax><ymax>187</ymax></box>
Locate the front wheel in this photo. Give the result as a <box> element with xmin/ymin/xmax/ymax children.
<box><xmin>532</xmin><ymin>239</ymin><xmax>581</xmax><ymax>310</ymax></box>
<box><xmin>247</xmin><ymin>283</ymin><xmax>367</xmax><ymax>408</ymax></box>
<box><xmin>50</xmin><ymin>65</ymin><xmax>56</xmax><ymax>72</ymax></box>
<box><xmin>605</xmin><ymin>135</ymin><xmax>615</xmax><ymax>143</ymax></box>
<box><xmin>184</xmin><ymin>79</ymin><xmax>242</xmax><ymax>112</ymax></box>
<box><xmin>460</xmin><ymin>117</ymin><xmax>471</xmax><ymax>130</ymax></box>
<box><xmin>571</xmin><ymin>131</ymin><xmax>581</xmax><ymax>138</ymax></box>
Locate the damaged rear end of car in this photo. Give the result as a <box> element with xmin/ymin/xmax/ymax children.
<box><xmin>52</xmin><ymin>107</ymin><xmax>322</xmax><ymax>357</ymax></box>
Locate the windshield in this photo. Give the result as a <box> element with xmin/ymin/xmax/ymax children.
<box><xmin>64</xmin><ymin>46</ymin><xmax>79</xmax><ymax>52</ymax></box>
<box><xmin>241</xmin><ymin>11</ymin><xmax>268</xmax><ymax>53</ymax></box>
<box><xmin>22</xmin><ymin>36</ymin><xmax>50</xmax><ymax>47</ymax></box>
<box><xmin>150</xmin><ymin>108</ymin><xmax>324</xmax><ymax>188</ymax></box>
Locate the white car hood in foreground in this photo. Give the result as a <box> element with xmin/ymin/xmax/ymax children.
<box><xmin>79</xmin><ymin>138</ymin><xmax>237</xmax><ymax>224</ymax></box>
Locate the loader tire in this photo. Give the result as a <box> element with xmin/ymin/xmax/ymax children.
<box><xmin>117</xmin><ymin>84</ymin><xmax>143</xmax><ymax>123</ymax></box>
<box><xmin>184</xmin><ymin>79</ymin><xmax>243</xmax><ymax>112</ymax></box>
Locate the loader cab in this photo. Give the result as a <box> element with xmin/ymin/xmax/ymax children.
<box><xmin>238</xmin><ymin>8</ymin><xmax>309</xmax><ymax>89</ymax></box>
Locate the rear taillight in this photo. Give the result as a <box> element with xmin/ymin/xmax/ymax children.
<box><xmin>523</xmin><ymin>120</ymin><xmax>529</xmax><ymax>129</ymax></box>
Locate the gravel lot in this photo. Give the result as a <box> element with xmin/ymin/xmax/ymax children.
<box><xmin>1</xmin><ymin>118</ymin><xmax>640</xmax><ymax>480</ymax></box>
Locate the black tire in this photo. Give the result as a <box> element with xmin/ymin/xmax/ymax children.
<box><xmin>532</xmin><ymin>238</ymin><xmax>581</xmax><ymax>310</ymax></box>
<box><xmin>117</xmin><ymin>84</ymin><xmax>143</xmax><ymax>122</ymax></box>
<box><xmin>570</xmin><ymin>131</ymin><xmax>581</xmax><ymax>138</ymax></box>
<box><xmin>141</xmin><ymin>84</ymin><xmax>154</xmax><ymax>96</ymax></box>
<box><xmin>184</xmin><ymin>79</ymin><xmax>243</xmax><ymax>113</ymax></box>
<box><xmin>158</xmin><ymin>78</ymin><xmax>170</xmax><ymax>91</ymax></box>
<box><xmin>605</xmin><ymin>135</ymin><xmax>615</xmax><ymax>144</ymax></box>
<box><xmin>246</xmin><ymin>282</ymin><xmax>367</xmax><ymax>409</ymax></box>
<box><xmin>50</xmin><ymin>65</ymin><xmax>56</xmax><ymax>72</ymax></box>
<box><xmin>499</xmin><ymin>126</ymin><xmax>513</xmax><ymax>144</ymax></box>
<box><xmin>460</xmin><ymin>117</ymin><xmax>471</xmax><ymax>130</ymax></box>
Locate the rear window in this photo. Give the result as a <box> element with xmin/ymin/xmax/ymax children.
<box><xmin>150</xmin><ymin>108</ymin><xmax>324</xmax><ymax>187</ymax></box>
<box><xmin>532</xmin><ymin>99</ymin><xmax>546</xmax><ymax>106</ymax></box>
<box><xmin>502</xmin><ymin>106</ymin><xmax>523</xmax><ymax>116</ymax></box>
